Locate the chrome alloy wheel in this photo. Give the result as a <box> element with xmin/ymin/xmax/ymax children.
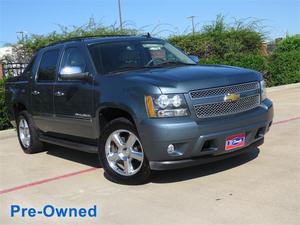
<box><xmin>19</xmin><ymin>118</ymin><xmax>31</xmax><ymax>148</ymax></box>
<box><xmin>105</xmin><ymin>129</ymin><xmax>144</xmax><ymax>176</ymax></box>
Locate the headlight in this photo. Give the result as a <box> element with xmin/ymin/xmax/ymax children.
<box><xmin>260</xmin><ymin>80</ymin><xmax>267</xmax><ymax>101</ymax></box>
<box><xmin>145</xmin><ymin>94</ymin><xmax>189</xmax><ymax>118</ymax></box>
<box><xmin>156</xmin><ymin>95</ymin><xmax>170</xmax><ymax>109</ymax></box>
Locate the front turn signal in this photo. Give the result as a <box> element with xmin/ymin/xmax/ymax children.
<box><xmin>145</xmin><ymin>96</ymin><xmax>156</xmax><ymax>118</ymax></box>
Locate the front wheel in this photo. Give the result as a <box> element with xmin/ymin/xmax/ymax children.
<box><xmin>99</xmin><ymin>118</ymin><xmax>151</xmax><ymax>185</ymax></box>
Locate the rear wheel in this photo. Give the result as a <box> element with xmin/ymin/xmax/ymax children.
<box><xmin>99</xmin><ymin>118</ymin><xmax>151</xmax><ymax>184</ymax></box>
<box><xmin>16</xmin><ymin>111</ymin><xmax>44</xmax><ymax>154</ymax></box>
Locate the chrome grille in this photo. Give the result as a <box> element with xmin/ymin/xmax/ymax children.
<box><xmin>194</xmin><ymin>95</ymin><xmax>260</xmax><ymax>118</ymax></box>
<box><xmin>190</xmin><ymin>82</ymin><xmax>259</xmax><ymax>99</ymax></box>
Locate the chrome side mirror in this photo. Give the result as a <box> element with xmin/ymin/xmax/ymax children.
<box><xmin>59</xmin><ymin>66</ymin><xmax>89</xmax><ymax>80</ymax></box>
<box><xmin>188</xmin><ymin>55</ymin><xmax>200</xmax><ymax>63</ymax></box>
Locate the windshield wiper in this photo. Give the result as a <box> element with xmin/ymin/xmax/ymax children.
<box><xmin>151</xmin><ymin>61</ymin><xmax>196</xmax><ymax>67</ymax></box>
<box><xmin>109</xmin><ymin>66</ymin><xmax>149</xmax><ymax>74</ymax></box>
<box><xmin>109</xmin><ymin>62</ymin><xmax>195</xmax><ymax>74</ymax></box>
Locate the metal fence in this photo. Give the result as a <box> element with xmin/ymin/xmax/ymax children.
<box><xmin>3</xmin><ymin>63</ymin><xmax>28</xmax><ymax>77</ymax></box>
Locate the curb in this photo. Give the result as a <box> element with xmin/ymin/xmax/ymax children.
<box><xmin>0</xmin><ymin>128</ymin><xmax>16</xmax><ymax>140</ymax></box>
<box><xmin>267</xmin><ymin>82</ymin><xmax>300</xmax><ymax>93</ymax></box>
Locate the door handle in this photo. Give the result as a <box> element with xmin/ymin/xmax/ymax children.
<box><xmin>32</xmin><ymin>90</ymin><xmax>40</xmax><ymax>96</ymax></box>
<box><xmin>54</xmin><ymin>91</ymin><xmax>65</xmax><ymax>97</ymax></box>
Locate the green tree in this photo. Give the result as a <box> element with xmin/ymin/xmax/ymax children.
<box><xmin>266</xmin><ymin>35</ymin><xmax>300</xmax><ymax>86</ymax></box>
<box><xmin>168</xmin><ymin>15</ymin><xmax>266</xmax><ymax>73</ymax></box>
<box><xmin>0</xmin><ymin>79</ymin><xmax>12</xmax><ymax>130</ymax></box>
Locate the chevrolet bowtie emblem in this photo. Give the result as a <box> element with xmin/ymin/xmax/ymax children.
<box><xmin>224</xmin><ymin>93</ymin><xmax>240</xmax><ymax>102</ymax></box>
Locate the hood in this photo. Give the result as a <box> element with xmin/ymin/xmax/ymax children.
<box><xmin>122</xmin><ymin>65</ymin><xmax>262</xmax><ymax>94</ymax></box>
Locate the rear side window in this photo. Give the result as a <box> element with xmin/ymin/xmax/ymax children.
<box><xmin>23</xmin><ymin>55</ymin><xmax>36</xmax><ymax>75</ymax></box>
<box><xmin>37</xmin><ymin>49</ymin><xmax>60</xmax><ymax>82</ymax></box>
<box><xmin>61</xmin><ymin>47</ymin><xmax>87</xmax><ymax>72</ymax></box>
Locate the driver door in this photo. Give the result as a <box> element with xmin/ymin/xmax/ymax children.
<box><xmin>51</xmin><ymin>44</ymin><xmax>94</xmax><ymax>139</ymax></box>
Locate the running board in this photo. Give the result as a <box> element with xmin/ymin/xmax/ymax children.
<box><xmin>39</xmin><ymin>135</ymin><xmax>98</xmax><ymax>154</ymax></box>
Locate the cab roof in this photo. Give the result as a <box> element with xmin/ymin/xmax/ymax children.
<box><xmin>43</xmin><ymin>34</ymin><xmax>163</xmax><ymax>49</ymax></box>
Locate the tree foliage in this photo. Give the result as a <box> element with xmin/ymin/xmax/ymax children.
<box><xmin>0</xmin><ymin>79</ymin><xmax>12</xmax><ymax>130</ymax></box>
<box><xmin>169</xmin><ymin>16</ymin><xmax>264</xmax><ymax>58</ymax></box>
<box><xmin>168</xmin><ymin>15</ymin><xmax>267</xmax><ymax>73</ymax></box>
<box><xmin>266</xmin><ymin>35</ymin><xmax>300</xmax><ymax>86</ymax></box>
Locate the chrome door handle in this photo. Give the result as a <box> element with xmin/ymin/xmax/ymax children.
<box><xmin>32</xmin><ymin>90</ymin><xmax>40</xmax><ymax>96</ymax></box>
<box><xmin>54</xmin><ymin>91</ymin><xmax>65</xmax><ymax>97</ymax></box>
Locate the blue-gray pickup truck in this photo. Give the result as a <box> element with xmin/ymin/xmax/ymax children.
<box><xmin>5</xmin><ymin>35</ymin><xmax>273</xmax><ymax>184</ymax></box>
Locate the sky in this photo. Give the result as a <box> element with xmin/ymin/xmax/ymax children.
<box><xmin>0</xmin><ymin>0</ymin><xmax>299</xmax><ymax>46</ymax></box>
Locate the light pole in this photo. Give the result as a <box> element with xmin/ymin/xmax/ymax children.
<box><xmin>118</xmin><ymin>0</ymin><xmax>123</xmax><ymax>30</ymax></box>
<box><xmin>187</xmin><ymin>16</ymin><xmax>196</xmax><ymax>35</ymax></box>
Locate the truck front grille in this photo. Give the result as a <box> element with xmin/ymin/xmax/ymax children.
<box><xmin>190</xmin><ymin>82</ymin><xmax>259</xmax><ymax>99</ymax></box>
<box><xmin>189</xmin><ymin>82</ymin><xmax>261</xmax><ymax>118</ymax></box>
<box><xmin>194</xmin><ymin>94</ymin><xmax>260</xmax><ymax>118</ymax></box>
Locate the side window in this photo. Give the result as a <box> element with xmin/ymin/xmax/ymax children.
<box><xmin>61</xmin><ymin>47</ymin><xmax>87</xmax><ymax>73</ymax></box>
<box><xmin>23</xmin><ymin>55</ymin><xmax>36</xmax><ymax>75</ymax></box>
<box><xmin>37</xmin><ymin>49</ymin><xmax>60</xmax><ymax>82</ymax></box>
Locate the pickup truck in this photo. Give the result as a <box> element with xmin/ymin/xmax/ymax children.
<box><xmin>5</xmin><ymin>35</ymin><xmax>274</xmax><ymax>184</ymax></box>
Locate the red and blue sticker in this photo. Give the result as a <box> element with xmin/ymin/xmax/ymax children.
<box><xmin>225</xmin><ymin>133</ymin><xmax>246</xmax><ymax>151</ymax></box>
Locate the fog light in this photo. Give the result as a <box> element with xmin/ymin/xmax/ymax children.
<box><xmin>167</xmin><ymin>144</ymin><xmax>175</xmax><ymax>154</ymax></box>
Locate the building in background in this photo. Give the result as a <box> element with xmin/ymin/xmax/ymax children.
<box><xmin>0</xmin><ymin>46</ymin><xmax>13</xmax><ymax>79</ymax></box>
<box><xmin>0</xmin><ymin>45</ymin><xmax>27</xmax><ymax>78</ymax></box>
<box><xmin>0</xmin><ymin>46</ymin><xmax>13</xmax><ymax>61</ymax></box>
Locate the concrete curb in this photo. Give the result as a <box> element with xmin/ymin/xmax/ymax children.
<box><xmin>0</xmin><ymin>128</ymin><xmax>16</xmax><ymax>140</ymax></box>
<box><xmin>267</xmin><ymin>82</ymin><xmax>300</xmax><ymax>93</ymax></box>
<box><xmin>0</xmin><ymin>82</ymin><xmax>299</xmax><ymax>140</ymax></box>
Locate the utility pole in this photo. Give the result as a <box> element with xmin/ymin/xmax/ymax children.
<box><xmin>16</xmin><ymin>31</ymin><xmax>26</xmax><ymax>42</ymax></box>
<box><xmin>187</xmin><ymin>16</ymin><xmax>196</xmax><ymax>35</ymax></box>
<box><xmin>118</xmin><ymin>0</ymin><xmax>123</xmax><ymax>30</ymax></box>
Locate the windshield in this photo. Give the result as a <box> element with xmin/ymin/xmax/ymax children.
<box><xmin>88</xmin><ymin>40</ymin><xmax>196</xmax><ymax>74</ymax></box>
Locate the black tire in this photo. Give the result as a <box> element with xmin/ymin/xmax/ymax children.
<box><xmin>99</xmin><ymin>118</ymin><xmax>151</xmax><ymax>185</ymax></box>
<box><xmin>16</xmin><ymin>111</ymin><xmax>44</xmax><ymax>154</ymax></box>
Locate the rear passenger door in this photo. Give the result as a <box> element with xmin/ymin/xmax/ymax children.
<box><xmin>31</xmin><ymin>48</ymin><xmax>61</xmax><ymax>132</ymax></box>
<box><xmin>52</xmin><ymin>44</ymin><xmax>94</xmax><ymax>138</ymax></box>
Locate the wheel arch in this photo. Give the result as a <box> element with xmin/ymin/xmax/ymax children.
<box><xmin>12</xmin><ymin>101</ymin><xmax>27</xmax><ymax>119</ymax></box>
<box><xmin>95</xmin><ymin>104</ymin><xmax>138</xmax><ymax>137</ymax></box>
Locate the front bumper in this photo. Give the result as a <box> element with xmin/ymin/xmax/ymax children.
<box><xmin>150</xmin><ymin>138</ymin><xmax>263</xmax><ymax>170</ymax></box>
<box><xmin>137</xmin><ymin>99</ymin><xmax>273</xmax><ymax>170</ymax></box>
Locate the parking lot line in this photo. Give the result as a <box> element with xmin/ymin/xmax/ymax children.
<box><xmin>0</xmin><ymin>115</ymin><xmax>299</xmax><ymax>196</ymax></box>
<box><xmin>0</xmin><ymin>168</ymin><xmax>98</xmax><ymax>195</ymax></box>
<box><xmin>272</xmin><ymin>116</ymin><xmax>300</xmax><ymax>126</ymax></box>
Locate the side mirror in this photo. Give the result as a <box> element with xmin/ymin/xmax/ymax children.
<box><xmin>188</xmin><ymin>55</ymin><xmax>200</xmax><ymax>63</ymax></box>
<box><xmin>59</xmin><ymin>66</ymin><xmax>89</xmax><ymax>80</ymax></box>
